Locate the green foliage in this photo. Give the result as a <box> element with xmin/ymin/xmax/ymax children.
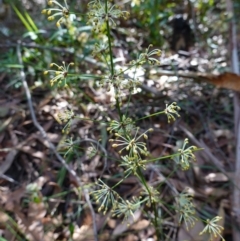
<box><xmin>39</xmin><ymin>0</ymin><xmax>225</xmax><ymax>240</ymax></box>
<box><xmin>200</xmin><ymin>216</ymin><xmax>225</xmax><ymax>240</ymax></box>
<box><xmin>177</xmin><ymin>188</ymin><xmax>198</xmax><ymax>230</ymax></box>
<box><xmin>11</xmin><ymin>3</ymin><xmax>39</xmax><ymax>33</ymax></box>
<box><xmin>44</xmin><ymin>61</ymin><xmax>74</xmax><ymax>86</ymax></box>
<box><xmin>0</xmin><ymin>0</ymin><xmax>227</xmax><ymax>240</ymax></box>
<box><xmin>42</xmin><ymin>0</ymin><xmax>70</xmax><ymax>27</ymax></box>
<box><xmin>0</xmin><ymin>237</ymin><xmax>8</xmax><ymax>241</ymax></box>
<box><xmin>130</xmin><ymin>0</ymin><xmax>175</xmax><ymax>46</ymax></box>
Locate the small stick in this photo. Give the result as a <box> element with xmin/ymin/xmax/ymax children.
<box><xmin>16</xmin><ymin>41</ymin><xmax>98</xmax><ymax>241</ymax></box>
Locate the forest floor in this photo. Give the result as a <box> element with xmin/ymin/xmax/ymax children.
<box><xmin>0</xmin><ymin>1</ymin><xmax>237</xmax><ymax>241</ymax></box>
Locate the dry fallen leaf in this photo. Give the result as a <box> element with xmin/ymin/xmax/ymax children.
<box><xmin>178</xmin><ymin>219</ymin><xmax>208</xmax><ymax>241</ymax></box>
<box><xmin>72</xmin><ymin>224</ymin><xmax>95</xmax><ymax>241</ymax></box>
<box><xmin>112</xmin><ymin>209</ymin><xmax>142</xmax><ymax>236</ymax></box>
<box><xmin>204</xmin><ymin>172</ymin><xmax>233</xmax><ymax>183</ymax></box>
<box><xmin>131</xmin><ymin>219</ymin><xmax>150</xmax><ymax>230</ymax></box>
<box><xmin>177</xmin><ymin>214</ymin><xmax>209</xmax><ymax>241</ymax></box>
<box><xmin>0</xmin><ymin>210</ymin><xmax>9</xmax><ymax>229</ymax></box>
<box><xmin>203</xmin><ymin>72</ymin><xmax>240</xmax><ymax>92</ymax></box>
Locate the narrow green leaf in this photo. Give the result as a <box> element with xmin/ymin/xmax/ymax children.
<box><xmin>0</xmin><ymin>237</ymin><xmax>8</xmax><ymax>241</ymax></box>
<box><xmin>24</xmin><ymin>11</ymin><xmax>39</xmax><ymax>32</ymax></box>
<box><xmin>11</xmin><ymin>4</ymin><xmax>33</xmax><ymax>32</ymax></box>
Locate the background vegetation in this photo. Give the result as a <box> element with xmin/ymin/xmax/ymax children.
<box><xmin>0</xmin><ymin>0</ymin><xmax>239</xmax><ymax>240</ymax></box>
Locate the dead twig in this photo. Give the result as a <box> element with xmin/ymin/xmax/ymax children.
<box><xmin>16</xmin><ymin>41</ymin><xmax>98</xmax><ymax>241</ymax></box>
<box><xmin>0</xmin><ymin>128</ymin><xmax>18</xmax><ymax>183</ymax></box>
<box><xmin>72</xmin><ymin>138</ymin><xmax>108</xmax><ymax>177</ymax></box>
<box><xmin>179</xmin><ymin>124</ymin><xmax>233</xmax><ymax>182</ymax></box>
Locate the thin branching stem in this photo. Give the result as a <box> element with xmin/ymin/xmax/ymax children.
<box><xmin>105</xmin><ymin>0</ymin><xmax>123</xmax><ymax>122</ymax></box>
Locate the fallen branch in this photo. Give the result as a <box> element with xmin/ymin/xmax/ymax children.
<box><xmin>155</xmin><ymin>70</ymin><xmax>240</xmax><ymax>92</ymax></box>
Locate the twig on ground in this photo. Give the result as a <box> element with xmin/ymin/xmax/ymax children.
<box><xmin>148</xmin><ymin>164</ymin><xmax>178</xmax><ymax>195</ymax></box>
<box><xmin>179</xmin><ymin>124</ymin><xmax>233</xmax><ymax>182</ymax></box>
<box><xmin>0</xmin><ymin>127</ymin><xmax>18</xmax><ymax>182</ymax></box>
<box><xmin>16</xmin><ymin>41</ymin><xmax>98</xmax><ymax>241</ymax></box>
<box><xmin>72</xmin><ymin>138</ymin><xmax>108</xmax><ymax>177</ymax></box>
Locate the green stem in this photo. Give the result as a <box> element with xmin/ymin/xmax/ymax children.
<box><xmin>116</xmin><ymin>59</ymin><xmax>142</xmax><ymax>75</ymax></box>
<box><xmin>152</xmin><ymin>202</ymin><xmax>162</xmax><ymax>240</ymax></box>
<box><xmin>142</xmin><ymin>148</ymin><xmax>203</xmax><ymax>164</ymax></box>
<box><xmin>101</xmin><ymin>52</ymin><xmax>111</xmax><ymax>70</ymax></box>
<box><xmin>135</xmin><ymin>166</ymin><xmax>161</xmax><ymax>240</ymax></box>
<box><xmin>105</xmin><ymin>0</ymin><xmax>123</xmax><ymax>122</ymax></box>
<box><xmin>68</xmin><ymin>73</ymin><xmax>99</xmax><ymax>78</ymax></box>
<box><xmin>103</xmin><ymin>1</ymin><xmax>162</xmax><ymax>239</ymax></box>
<box><xmin>135</xmin><ymin>111</ymin><xmax>165</xmax><ymax>122</ymax></box>
<box><xmin>111</xmin><ymin>171</ymin><xmax>132</xmax><ymax>189</ymax></box>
